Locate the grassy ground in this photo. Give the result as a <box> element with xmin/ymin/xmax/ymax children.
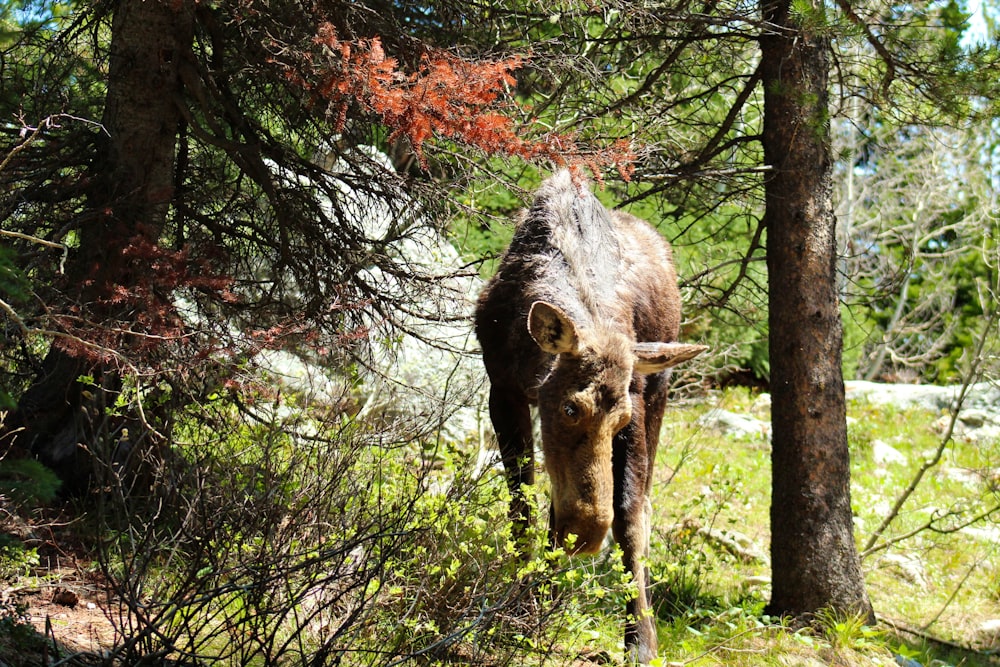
<box><xmin>0</xmin><ymin>387</ymin><xmax>997</xmax><ymax>666</ymax></box>
<box><xmin>642</xmin><ymin>387</ymin><xmax>1000</xmax><ymax>666</ymax></box>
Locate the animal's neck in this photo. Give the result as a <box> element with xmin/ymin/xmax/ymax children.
<box><xmin>521</xmin><ymin>172</ymin><xmax>625</xmax><ymax>324</ymax></box>
<box><xmin>550</xmin><ymin>241</ymin><xmax>621</xmax><ymax>324</ymax></box>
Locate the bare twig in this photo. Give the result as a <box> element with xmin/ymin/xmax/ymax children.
<box><xmin>860</xmin><ymin>303</ymin><xmax>999</xmax><ymax>556</ymax></box>
<box><xmin>920</xmin><ymin>557</ymin><xmax>979</xmax><ymax>631</ymax></box>
<box><xmin>861</xmin><ymin>503</ymin><xmax>1000</xmax><ymax>559</ymax></box>
<box><xmin>0</xmin><ymin>229</ymin><xmax>67</xmax><ymax>251</ymax></box>
<box><xmin>879</xmin><ymin>614</ymin><xmax>987</xmax><ymax>656</ymax></box>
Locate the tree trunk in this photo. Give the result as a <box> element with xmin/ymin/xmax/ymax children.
<box><xmin>760</xmin><ymin>0</ymin><xmax>874</xmax><ymax>622</ymax></box>
<box><xmin>1</xmin><ymin>0</ymin><xmax>194</xmax><ymax>489</ymax></box>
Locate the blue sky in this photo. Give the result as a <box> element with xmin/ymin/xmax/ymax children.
<box><xmin>963</xmin><ymin>0</ymin><xmax>993</xmax><ymax>46</ymax></box>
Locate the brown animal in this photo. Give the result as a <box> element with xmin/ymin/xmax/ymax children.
<box><xmin>475</xmin><ymin>170</ymin><xmax>706</xmax><ymax>663</ymax></box>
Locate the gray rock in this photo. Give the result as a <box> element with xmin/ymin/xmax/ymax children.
<box><xmin>845</xmin><ymin>380</ymin><xmax>1000</xmax><ymax>413</ymax></box>
<box><xmin>960</xmin><ymin>524</ymin><xmax>1000</xmax><ymax>543</ymax></box>
<box><xmin>872</xmin><ymin>439</ymin><xmax>907</xmax><ymax>465</ymax></box>
<box><xmin>939</xmin><ymin>466</ymin><xmax>982</xmax><ymax>487</ymax></box>
<box><xmin>176</xmin><ymin>147</ymin><xmax>489</xmax><ymax>447</ymax></box>
<box><xmin>847</xmin><ymin>380</ymin><xmax>1000</xmax><ymax>444</ymax></box>
<box><xmin>742</xmin><ymin>575</ymin><xmax>771</xmax><ymax>589</ymax></box>
<box><xmin>934</xmin><ymin>411</ymin><xmax>1000</xmax><ymax>444</ymax></box>
<box><xmin>959</xmin><ymin>409</ymin><xmax>990</xmax><ymax>428</ymax></box>
<box><xmin>976</xmin><ymin>619</ymin><xmax>1000</xmax><ymax>648</ymax></box>
<box><xmin>750</xmin><ymin>392</ymin><xmax>772</xmax><ymax>417</ymax></box>
<box><xmin>263</xmin><ymin>147</ymin><xmax>488</xmax><ymax>445</ymax></box>
<box><xmin>880</xmin><ymin>552</ymin><xmax>929</xmax><ymax>589</ymax></box>
<box><xmin>697</xmin><ymin>408</ymin><xmax>771</xmax><ymax>440</ymax></box>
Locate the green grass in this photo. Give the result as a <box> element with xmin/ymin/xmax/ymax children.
<box><xmin>638</xmin><ymin>387</ymin><xmax>1000</xmax><ymax>666</ymax></box>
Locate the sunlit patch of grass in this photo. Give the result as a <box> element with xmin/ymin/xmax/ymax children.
<box><xmin>847</xmin><ymin>398</ymin><xmax>1000</xmax><ymax>647</ymax></box>
<box><xmin>649</xmin><ymin>602</ymin><xmax>900</xmax><ymax>667</ymax></box>
<box><xmin>645</xmin><ymin>387</ymin><xmax>1000</xmax><ymax>665</ymax></box>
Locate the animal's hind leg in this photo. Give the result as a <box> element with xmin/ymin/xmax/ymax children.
<box><xmin>488</xmin><ymin>386</ymin><xmax>535</xmax><ymax>537</ymax></box>
<box><xmin>642</xmin><ymin>371</ymin><xmax>670</xmax><ymax>492</ymax></box>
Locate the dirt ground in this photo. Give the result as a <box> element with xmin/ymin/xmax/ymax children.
<box><xmin>19</xmin><ymin>584</ymin><xmax>118</xmax><ymax>653</ymax></box>
<box><xmin>0</xmin><ymin>507</ymin><xmax>120</xmax><ymax>663</ymax></box>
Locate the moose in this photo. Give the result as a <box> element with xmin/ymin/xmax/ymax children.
<box><xmin>475</xmin><ymin>170</ymin><xmax>706</xmax><ymax>663</ymax></box>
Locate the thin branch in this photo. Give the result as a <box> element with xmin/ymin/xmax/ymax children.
<box><xmin>920</xmin><ymin>557</ymin><xmax>979</xmax><ymax>632</ymax></box>
<box><xmin>831</xmin><ymin>0</ymin><xmax>896</xmax><ymax>97</ymax></box>
<box><xmin>685</xmin><ymin>217</ymin><xmax>766</xmax><ymax>310</ymax></box>
<box><xmin>0</xmin><ymin>117</ymin><xmax>46</xmax><ymax>175</ymax></box>
<box><xmin>694</xmin><ymin>64</ymin><xmax>763</xmax><ymax>165</ymax></box>
<box><xmin>0</xmin><ymin>114</ymin><xmax>108</xmax><ymax>173</ymax></box>
<box><xmin>861</xmin><ymin>503</ymin><xmax>1000</xmax><ymax>559</ymax></box>
<box><xmin>878</xmin><ymin>615</ymin><xmax>987</xmax><ymax>656</ymax></box>
<box><xmin>600</xmin><ymin>30</ymin><xmax>699</xmax><ymax>118</ymax></box>
<box><xmin>0</xmin><ymin>297</ymin><xmax>29</xmax><ymax>338</ymax></box>
<box><xmin>678</xmin><ymin>624</ymin><xmax>780</xmax><ymax>666</ymax></box>
<box><xmin>860</xmin><ymin>303</ymin><xmax>999</xmax><ymax>555</ymax></box>
<box><xmin>0</xmin><ymin>228</ymin><xmax>67</xmax><ymax>250</ymax></box>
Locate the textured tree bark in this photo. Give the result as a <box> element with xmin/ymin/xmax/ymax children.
<box><xmin>759</xmin><ymin>0</ymin><xmax>875</xmax><ymax>622</ymax></box>
<box><xmin>1</xmin><ymin>0</ymin><xmax>195</xmax><ymax>488</ymax></box>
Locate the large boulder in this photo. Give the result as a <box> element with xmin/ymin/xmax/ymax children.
<box><xmin>844</xmin><ymin>380</ymin><xmax>1000</xmax><ymax>413</ymax></box>
<box><xmin>696</xmin><ymin>408</ymin><xmax>771</xmax><ymax>440</ymax></box>
<box><xmin>846</xmin><ymin>380</ymin><xmax>1000</xmax><ymax>444</ymax></box>
<box><xmin>262</xmin><ymin>147</ymin><xmax>487</xmax><ymax>445</ymax></box>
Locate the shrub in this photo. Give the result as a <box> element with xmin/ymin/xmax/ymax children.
<box><xmin>0</xmin><ymin>459</ymin><xmax>60</xmax><ymax>507</ymax></box>
<box><xmin>87</xmin><ymin>388</ymin><xmax>632</xmax><ymax>665</ymax></box>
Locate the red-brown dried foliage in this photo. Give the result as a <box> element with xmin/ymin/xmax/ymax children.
<box><xmin>51</xmin><ymin>232</ymin><xmax>370</xmax><ymax>382</ymax></box>
<box><xmin>52</xmin><ymin>235</ymin><xmax>233</xmax><ymax>365</ymax></box>
<box><xmin>278</xmin><ymin>23</ymin><xmax>635</xmax><ymax>179</ymax></box>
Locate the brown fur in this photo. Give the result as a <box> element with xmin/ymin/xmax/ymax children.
<box><xmin>475</xmin><ymin>171</ymin><xmax>705</xmax><ymax>663</ymax></box>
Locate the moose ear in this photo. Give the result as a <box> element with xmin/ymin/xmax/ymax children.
<box><xmin>633</xmin><ymin>342</ymin><xmax>708</xmax><ymax>374</ymax></box>
<box><xmin>528</xmin><ymin>301</ymin><xmax>581</xmax><ymax>355</ymax></box>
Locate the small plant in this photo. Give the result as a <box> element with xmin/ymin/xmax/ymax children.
<box><xmin>0</xmin><ymin>537</ymin><xmax>39</xmax><ymax>581</ymax></box>
<box><xmin>0</xmin><ymin>459</ymin><xmax>61</xmax><ymax>507</ymax></box>
<box><xmin>813</xmin><ymin>606</ymin><xmax>884</xmax><ymax>652</ymax></box>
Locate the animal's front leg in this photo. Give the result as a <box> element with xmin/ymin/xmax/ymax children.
<box><xmin>613</xmin><ymin>427</ymin><xmax>657</xmax><ymax>664</ymax></box>
<box><xmin>488</xmin><ymin>386</ymin><xmax>535</xmax><ymax>537</ymax></box>
<box><xmin>616</xmin><ymin>497</ymin><xmax>656</xmax><ymax>664</ymax></box>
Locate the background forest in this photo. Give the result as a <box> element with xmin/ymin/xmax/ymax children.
<box><xmin>0</xmin><ymin>0</ymin><xmax>998</xmax><ymax>665</ymax></box>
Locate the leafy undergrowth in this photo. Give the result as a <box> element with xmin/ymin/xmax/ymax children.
<box><xmin>0</xmin><ymin>387</ymin><xmax>998</xmax><ymax>666</ymax></box>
